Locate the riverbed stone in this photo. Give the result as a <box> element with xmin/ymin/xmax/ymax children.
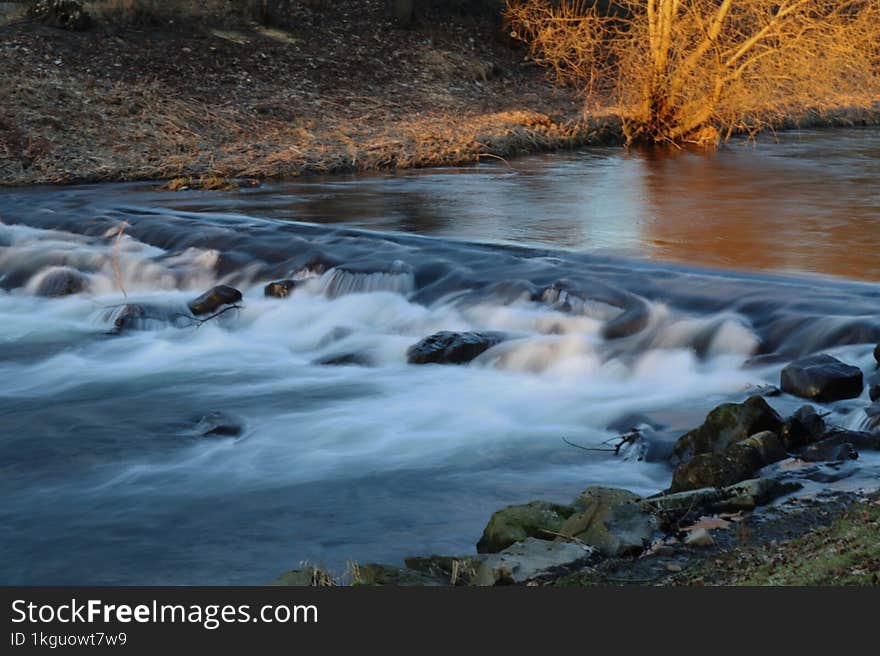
<box><xmin>194</xmin><ymin>411</ymin><xmax>243</xmax><ymax>438</ymax></box>
<box><xmin>34</xmin><ymin>267</ymin><xmax>88</xmax><ymax>297</ymax></box>
<box><xmin>800</xmin><ymin>438</ymin><xmax>859</xmax><ymax>462</ymax></box>
<box><xmin>406</xmin><ymin>330</ymin><xmax>505</xmax><ymax>365</ymax></box>
<box><xmin>780</xmin><ymin>354</ymin><xmax>863</xmax><ymax>402</ymax></box>
<box><xmin>264</xmin><ymin>279</ymin><xmax>298</xmax><ymax>298</ymax></box>
<box><xmin>476</xmin><ymin>500</ymin><xmax>576</xmax><ymax>553</ymax></box>
<box><xmin>103</xmin><ymin>303</ymin><xmax>192</xmax><ymax>333</ymax></box>
<box><xmin>472</xmin><ymin>538</ymin><xmax>595</xmax><ymax>586</ymax></box>
<box><xmin>555</xmin><ymin>487</ymin><xmax>657</xmax><ymax>557</ymax></box>
<box><xmin>188</xmin><ymin>285</ymin><xmax>242</xmax><ymax>315</ymax></box>
<box><xmin>671</xmin><ymin>396</ymin><xmax>783</xmax><ymax>464</ymax></box>
<box><xmin>781</xmin><ymin>405</ymin><xmax>826</xmax><ymax>449</ymax></box>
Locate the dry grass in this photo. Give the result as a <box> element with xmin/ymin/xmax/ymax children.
<box><xmin>0</xmin><ymin>4</ymin><xmax>610</xmax><ymax>186</ymax></box>
<box><xmin>507</xmin><ymin>0</ymin><xmax>880</xmax><ymax>145</ymax></box>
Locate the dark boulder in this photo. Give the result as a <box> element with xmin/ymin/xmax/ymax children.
<box><xmin>264</xmin><ymin>280</ymin><xmax>298</xmax><ymax>298</ymax></box>
<box><xmin>780</xmin><ymin>354</ymin><xmax>863</xmax><ymax>402</ymax></box>
<box><xmin>35</xmin><ymin>267</ymin><xmax>88</xmax><ymax>297</ymax></box>
<box><xmin>780</xmin><ymin>405</ymin><xmax>826</xmax><ymax>449</ymax></box>
<box><xmin>670</xmin><ymin>453</ymin><xmax>753</xmax><ymax>493</ymax></box>
<box><xmin>671</xmin><ymin>396</ymin><xmax>783</xmax><ymax>465</ymax></box>
<box><xmin>187</xmin><ymin>285</ymin><xmax>242</xmax><ymax>316</ymax></box>
<box><xmin>812</xmin><ymin>428</ymin><xmax>880</xmax><ymax>451</ymax></box>
<box><xmin>874</xmin><ymin>344</ymin><xmax>880</xmax><ymax>367</ymax></box>
<box><xmin>406</xmin><ymin>330</ymin><xmax>505</xmax><ymax>365</ymax></box>
<box><xmin>800</xmin><ymin>438</ymin><xmax>858</xmax><ymax>463</ymax></box>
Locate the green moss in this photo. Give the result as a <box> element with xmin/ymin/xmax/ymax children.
<box><xmin>738</xmin><ymin>504</ymin><xmax>880</xmax><ymax>585</ymax></box>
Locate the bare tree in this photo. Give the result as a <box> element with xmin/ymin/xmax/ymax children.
<box><xmin>507</xmin><ymin>0</ymin><xmax>880</xmax><ymax>145</ymax></box>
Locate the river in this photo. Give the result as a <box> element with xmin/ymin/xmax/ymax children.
<box><xmin>1</xmin><ymin>128</ymin><xmax>878</xmax><ymax>584</ymax></box>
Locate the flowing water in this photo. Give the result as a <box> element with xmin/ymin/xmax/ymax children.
<box><xmin>1</xmin><ymin>128</ymin><xmax>879</xmax><ymax>584</ymax></box>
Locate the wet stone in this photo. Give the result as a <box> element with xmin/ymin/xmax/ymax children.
<box><xmin>406</xmin><ymin>330</ymin><xmax>505</xmax><ymax>365</ymax></box>
<box><xmin>187</xmin><ymin>285</ymin><xmax>243</xmax><ymax>316</ymax></box>
<box><xmin>264</xmin><ymin>280</ymin><xmax>298</xmax><ymax>298</ymax></box>
<box><xmin>780</xmin><ymin>354</ymin><xmax>863</xmax><ymax>403</ymax></box>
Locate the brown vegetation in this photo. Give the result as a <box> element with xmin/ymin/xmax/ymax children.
<box><xmin>507</xmin><ymin>0</ymin><xmax>880</xmax><ymax>145</ymax></box>
<box><xmin>0</xmin><ymin>1</ymin><xmax>609</xmax><ymax>185</ymax></box>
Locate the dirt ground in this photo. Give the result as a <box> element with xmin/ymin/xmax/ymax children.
<box><xmin>0</xmin><ymin>0</ymin><xmax>624</xmax><ymax>186</ymax></box>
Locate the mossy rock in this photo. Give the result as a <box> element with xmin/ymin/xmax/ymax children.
<box><xmin>269</xmin><ymin>566</ymin><xmax>334</xmax><ymax>586</ymax></box>
<box><xmin>557</xmin><ymin>487</ymin><xmax>657</xmax><ymax>557</ymax></box>
<box><xmin>671</xmin><ymin>396</ymin><xmax>783</xmax><ymax>464</ymax></box>
<box><xmin>670</xmin><ymin>452</ymin><xmax>753</xmax><ymax>493</ymax></box>
<box><xmin>476</xmin><ymin>500</ymin><xmax>576</xmax><ymax>553</ymax></box>
<box><xmin>726</xmin><ymin>430</ymin><xmax>786</xmax><ymax>472</ymax></box>
<box><xmin>351</xmin><ymin>563</ymin><xmax>443</xmax><ymax>586</ymax></box>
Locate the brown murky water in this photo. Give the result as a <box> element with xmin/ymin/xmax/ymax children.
<box><xmin>170</xmin><ymin>127</ymin><xmax>879</xmax><ymax>282</ymax></box>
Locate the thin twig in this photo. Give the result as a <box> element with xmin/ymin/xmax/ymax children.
<box><xmin>112</xmin><ymin>221</ymin><xmax>129</xmax><ymax>298</ymax></box>
<box><xmin>193</xmin><ymin>304</ymin><xmax>243</xmax><ymax>327</ymax></box>
<box><xmin>562</xmin><ymin>436</ymin><xmax>616</xmax><ymax>453</ymax></box>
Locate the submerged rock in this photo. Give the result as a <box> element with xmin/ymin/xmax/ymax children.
<box><xmin>264</xmin><ymin>280</ymin><xmax>298</xmax><ymax>298</ymax></box>
<box><xmin>477</xmin><ymin>500</ymin><xmax>576</xmax><ymax>553</ymax></box>
<box><xmin>556</xmin><ymin>487</ymin><xmax>657</xmax><ymax>557</ymax></box>
<box><xmin>406</xmin><ymin>330</ymin><xmax>505</xmax><ymax>365</ymax></box>
<box><xmin>781</xmin><ymin>405</ymin><xmax>826</xmax><ymax>449</ymax></box>
<box><xmin>780</xmin><ymin>354</ymin><xmax>863</xmax><ymax>402</ymax></box>
<box><xmin>103</xmin><ymin>303</ymin><xmax>191</xmax><ymax>333</ymax></box>
<box><xmin>314</xmin><ymin>352</ymin><xmax>372</xmax><ymax>367</ymax></box>
<box><xmin>194</xmin><ymin>411</ymin><xmax>243</xmax><ymax>438</ymax></box>
<box><xmin>34</xmin><ymin>267</ymin><xmax>88</xmax><ymax>297</ymax></box>
<box><xmin>187</xmin><ymin>285</ymin><xmax>242</xmax><ymax>316</ymax></box>
<box><xmin>472</xmin><ymin>538</ymin><xmax>595</xmax><ymax>586</ymax></box>
<box><xmin>671</xmin><ymin>396</ymin><xmax>783</xmax><ymax>465</ymax></box>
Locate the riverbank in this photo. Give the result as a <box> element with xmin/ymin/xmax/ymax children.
<box><xmin>2</xmin><ymin>2</ymin><xmax>878</xmax><ymax>187</ymax></box>
<box><xmin>0</xmin><ymin>1</ymin><xmax>616</xmax><ymax>186</ymax></box>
